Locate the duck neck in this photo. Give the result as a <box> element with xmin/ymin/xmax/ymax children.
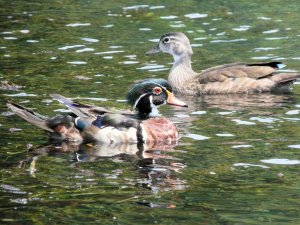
<box><xmin>136</xmin><ymin>96</ymin><xmax>160</xmax><ymax>119</ymax></box>
<box><xmin>169</xmin><ymin>53</ymin><xmax>198</xmax><ymax>90</ymax></box>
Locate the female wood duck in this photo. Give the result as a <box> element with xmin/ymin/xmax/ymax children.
<box><xmin>7</xmin><ymin>79</ymin><xmax>187</xmax><ymax>145</ymax></box>
<box><xmin>146</xmin><ymin>32</ymin><xmax>300</xmax><ymax>95</ymax></box>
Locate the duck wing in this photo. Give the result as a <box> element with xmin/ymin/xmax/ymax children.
<box><xmin>51</xmin><ymin>94</ymin><xmax>134</xmax><ymax>119</ymax></box>
<box><xmin>198</xmin><ymin>62</ymin><xmax>286</xmax><ymax>84</ymax></box>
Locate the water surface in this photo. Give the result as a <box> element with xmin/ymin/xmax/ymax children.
<box><xmin>1</xmin><ymin>0</ymin><xmax>300</xmax><ymax>224</ymax></box>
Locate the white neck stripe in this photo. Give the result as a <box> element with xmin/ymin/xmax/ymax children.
<box><xmin>133</xmin><ymin>93</ymin><xmax>148</xmax><ymax>109</ymax></box>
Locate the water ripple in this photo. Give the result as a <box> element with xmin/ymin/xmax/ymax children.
<box><xmin>124</xmin><ymin>54</ymin><xmax>137</xmax><ymax>59</ymax></box>
<box><xmin>191</xmin><ymin>43</ymin><xmax>203</xmax><ymax>47</ymax></box>
<box><xmin>123</xmin><ymin>5</ymin><xmax>149</xmax><ymax>10</ymax></box>
<box><xmin>233</xmin><ymin>163</ymin><xmax>269</xmax><ymax>169</ymax></box>
<box><xmin>103</xmin><ymin>24</ymin><xmax>114</xmax><ymax>28</ymax></box>
<box><xmin>185</xmin><ymin>133</ymin><xmax>210</xmax><ymax>140</ymax></box>
<box><xmin>160</xmin><ymin>15</ymin><xmax>178</xmax><ymax>20</ymax></box>
<box><xmin>26</xmin><ymin>40</ymin><xmax>39</xmax><ymax>43</ymax></box>
<box><xmin>59</xmin><ymin>45</ymin><xmax>85</xmax><ymax>50</ymax></box>
<box><xmin>4</xmin><ymin>92</ymin><xmax>37</xmax><ymax>97</ymax></box>
<box><xmin>65</xmin><ymin>23</ymin><xmax>91</xmax><ymax>27</ymax></box>
<box><xmin>249</xmin><ymin>117</ymin><xmax>279</xmax><ymax>123</ymax></box>
<box><xmin>137</xmin><ymin>64</ymin><xmax>167</xmax><ymax>71</ymax></box>
<box><xmin>103</xmin><ymin>56</ymin><xmax>113</xmax><ymax>59</ymax></box>
<box><xmin>149</xmin><ymin>6</ymin><xmax>165</xmax><ymax>10</ymax></box>
<box><xmin>232</xmin><ymin>145</ymin><xmax>252</xmax><ymax>149</ymax></box>
<box><xmin>122</xmin><ymin>61</ymin><xmax>139</xmax><ymax>65</ymax></box>
<box><xmin>76</xmin><ymin>48</ymin><xmax>95</xmax><ymax>53</ymax></box>
<box><xmin>232</xmin><ymin>119</ymin><xmax>256</xmax><ymax>125</ymax></box>
<box><xmin>94</xmin><ymin>50</ymin><xmax>124</xmax><ymax>55</ymax></box>
<box><xmin>1</xmin><ymin>184</ymin><xmax>27</xmax><ymax>194</ymax></box>
<box><xmin>20</xmin><ymin>29</ymin><xmax>30</xmax><ymax>34</ymax></box>
<box><xmin>288</xmin><ymin>144</ymin><xmax>300</xmax><ymax>149</ymax></box>
<box><xmin>80</xmin><ymin>37</ymin><xmax>99</xmax><ymax>43</ymax></box>
<box><xmin>251</xmin><ymin>56</ymin><xmax>275</xmax><ymax>60</ymax></box>
<box><xmin>139</xmin><ymin>28</ymin><xmax>151</xmax><ymax>31</ymax></box>
<box><xmin>257</xmin><ymin>16</ymin><xmax>271</xmax><ymax>20</ymax></box>
<box><xmin>253</xmin><ymin>47</ymin><xmax>279</xmax><ymax>52</ymax></box>
<box><xmin>10</xmin><ymin>198</ymin><xmax>28</xmax><ymax>205</ymax></box>
<box><xmin>67</xmin><ymin>61</ymin><xmax>87</xmax><ymax>65</ymax></box>
<box><xmin>285</xmin><ymin>110</ymin><xmax>299</xmax><ymax>115</ymax></box>
<box><xmin>184</xmin><ymin>13</ymin><xmax>208</xmax><ymax>19</ymax></box>
<box><xmin>191</xmin><ymin>111</ymin><xmax>206</xmax><ymax>115</ymax></box>
<box><xmin>1</xmin><ymin>31</ymin><xmax>13</xmax><ymax>34</ymax></box>
<box><xmin>170</xmin><ymin>22</ymin><xmax>186</xmax><ymax>28</ymax></box>
<box><xmin>210</xmin><ymin>38</ymin><xmax>247</xmax><ymax>43</ymax></box>
<box><xmin>261</xmin><ymin>158</ymin><xmax>300</xmax><ymax>165</ymax></box>
<box><xmin>216</xmin><ymin>133</ymin><xmax>235</xmax><ymax>137</ymax></box>
<box><xmin>232</xmin><ymin>25</ymin><xmax>251</xmax><ymax>31</ymax></box>
<box><xmin>218</xmin><ymin>111</ymin><xmax>235</xmax><ymax>115</ymax></box>
<box><xmin>265</xmin><ymin>37</ymin><xmax>289</xmax><ymax>40</ymax></box>
<box><xmin>109</xmin><ymin>46</ymin><xmax>123</xmax><ymax>49</ymax></box>
<box><xmin>3</xmin><ymin>37</ymin><xmax>18</xmax><ymax>40</ymax></box>
<box><xmin>263</xmin><ymin>29</ymin><xmax>279</xmax><ymax>34</ymax></box>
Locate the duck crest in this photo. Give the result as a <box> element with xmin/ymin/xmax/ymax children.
<box><xmin>126</xmin><ymin>79</ymin><xmax>172</xmax><ymax>105</ymax></box>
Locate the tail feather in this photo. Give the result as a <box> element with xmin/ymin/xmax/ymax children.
<box><xmin>270</xmin><ymin>72</ymin><xmax>300</xmax><ymax>85</ymax></box>
<box><xmin>51</xmin><ymin>94</ymin><xmax>112</xmax><ymax>118</ymax></box>
<box><xmin>51</xmin><ymin>94</ymin><xmax>89</xmax><ymax>118</ymax></box>
<box><xmin>7</xmin><ymin>102</ymin><xmax>53</xmax><ymax>132</ymax></box>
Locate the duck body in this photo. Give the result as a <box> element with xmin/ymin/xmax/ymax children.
<box><xmin>82</xmin><ymin>115</ymin><xmax>178</xmax><ymax>145</ymax></box>
<box><xmin>147</xmin><ymin>32</ymin><xmax>300</xmax><ymax>95</ymax></box>
<box><xmin>7</xmin><ymin>79</ymin><xmax>187</xmax><ymax>145</ymax></box>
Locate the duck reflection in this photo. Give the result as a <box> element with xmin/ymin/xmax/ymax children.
<box><xmin>20</xmin><ymin>140</ymin><xmax>187</xmax><ymax>194</ymax></box>
<box><xmin>179</xmin><ymin>92</ymin><xmax>295</xmax><ymax>111</ymax></box>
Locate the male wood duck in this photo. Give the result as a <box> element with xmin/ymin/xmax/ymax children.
<box><xmin>7</xmin><ymin>79</ymin><xmax>187</xmax><ymax>145</ymax></box>
<box><xmin>146</xmin><ymin>32</ymin><xmax>300</xmax><ymax>95</ymax></box>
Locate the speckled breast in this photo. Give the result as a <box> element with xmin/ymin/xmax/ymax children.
<box><xmin>141</xmin><ymin>117</ymin><xmax>179</xmax><ymax>145</ymax></box>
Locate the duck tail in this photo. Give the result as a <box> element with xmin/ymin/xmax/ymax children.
<box><xmin>51</xmin><ymin>94</ymin><xmax>112</xmax><ymax>118</ymax></box>
<box><xmin>269</xmin><ymin>72</ymin><xmax>300</xmax><ymax>93</ymax></box>
<box><xmin>7</xmin><ymin>102</ymin><xmax>53</xmax><ymax>132</ymax></box>
<box><xmin>50</xmin><ymin>94</ymin><xmax>88</xmax><ymax>118</ymax></box>
<box><xmin>270</xmin><ymin>72</ymin><xmax>300</xmax><ymax>85</ymax></box>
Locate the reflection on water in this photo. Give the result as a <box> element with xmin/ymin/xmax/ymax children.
<box><xmin>18</xmin><ymin>140</ymin><xmax>187</xmax><ymax>194</ymax></box>
<box><xmin>1</xmin><ymin>0</ymin><xmax>300</xmax><ymax>224</ymax></box>
<box><xmin>183</xmin><ymin>93</ymin><xmax>294</xmax><ymax>111</ymax></box>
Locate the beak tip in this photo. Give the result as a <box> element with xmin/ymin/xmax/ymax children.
<box><xmin>145</xmin><ymin>46</ymin><xmax>160</xmax><ymax>55</ymax></box>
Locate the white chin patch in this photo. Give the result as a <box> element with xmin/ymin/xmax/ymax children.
<box><xmin>149</xmin><ymin>95</ymin><xmax>161</xmax><ymax>117</ymax></box>
<box><xmin>173</xmin><ymin>53</ymin><xmax>181</xmax><ymax>63</ymax></box>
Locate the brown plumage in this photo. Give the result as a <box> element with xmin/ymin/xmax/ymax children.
<box><xmin>146</xmin><ymin>32</ymin><xmax>300</xmax><ymax>95</ymax></box>
<box><xmin>142</xmin><ymin>117</ymin><xmax>179</xmax><ymax>145</ymax></box>
<box><xmin>7</xmin><ymin>102</ymin><xmax>83</xmax><ymax>142</ymax></box>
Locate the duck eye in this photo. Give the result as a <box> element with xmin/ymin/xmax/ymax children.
<box><xmin>162</xmin><ymin>37</ymin><xmax>170</xmax><ymax>44</ymax></box>
<box><xmin>153</xmin><ymin>87</ymin><xmax>162</xmax><ymax>95</ymax></box>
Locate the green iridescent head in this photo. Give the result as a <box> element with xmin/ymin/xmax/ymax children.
<box><xmin>126</xmin><ymin>79</ymin><xmax>187</xmax><ymax>117</ymax></box>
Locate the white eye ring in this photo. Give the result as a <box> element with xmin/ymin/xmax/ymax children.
<box><xmin>163</xmin><ymin>37</ymin><xmax>170</xmax><ymax>44</ymax></box>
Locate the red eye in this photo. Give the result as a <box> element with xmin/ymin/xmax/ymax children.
<box><xmin>153</xmin><ymin>87</ymin><xmax>162</xmax><ymax>95</ymax></box>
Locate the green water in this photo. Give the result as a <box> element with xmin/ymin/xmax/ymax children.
<box><xmin>1</xmin><ymin>0</ymin><xmax>300</xmax><ymax>224</ymax></box>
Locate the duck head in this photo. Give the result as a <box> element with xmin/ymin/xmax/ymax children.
<box><xmin>126</xmin><ymin>79</ymin><xmax>187</xmax><ymax>118</ymax></box>
<box><xmin>146</xmin><ymin>32</ymin><xmax>193</xmax><ymax>62</ymax></box>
